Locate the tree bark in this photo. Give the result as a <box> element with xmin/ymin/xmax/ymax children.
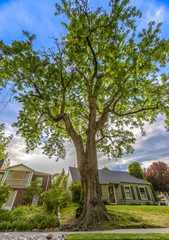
<box><xmin>77</xmin><ymin>154</ymin><xmax>109</xmax><ymax>230</ymax></box>
<box><xmin>76</xmin><ymin>95</ymin><xmax>109</xmax><ymax>229</ymax></box>
<box><xmin>63</xmin><ymin>96</ymin><xmax>109</xmax><ymax>229</ymax></box>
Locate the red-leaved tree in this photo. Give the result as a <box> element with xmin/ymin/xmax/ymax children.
<box><xmin>144</xmin><ymin>161</ymin><xmax>169</xmax><ymax>193</ymax></box>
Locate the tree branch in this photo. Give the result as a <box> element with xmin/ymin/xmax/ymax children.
<box><xmin>75</xmin><ymin>67</ymin><xmax>90</xmax><ymax>89</ymax></box>
<box><xmin>111</xmin><ymin>105</ymin><xmax>159</xmax><ymax>117</ymax></box>
<box><xmin>63</xmin><ymin>113</ymin><xmax>85</xmax><ymax>167</ymax></box>
<box><xmin>27</xmin><ymin>77</ymin><xmax>63</xmax><ymax>123</ymax></box>
<box><xmin>86</xmin><ymin>36</ymin><xmax>98</xmax><ymax>90</ymax></box>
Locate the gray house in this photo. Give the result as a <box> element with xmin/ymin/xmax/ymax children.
<box><xmin>67</xmin><ymin>167</ymin><xmax>154</xmax><ymax>205</ymax></box>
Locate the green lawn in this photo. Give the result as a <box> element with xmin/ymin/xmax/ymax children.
<box><xmin>60</xmin><ymin>204</ymin><xmax>169</xmax><ymax>230</ymax></box>
<box><xmin>65</xmin><ymin>233</ymin><xmax>169</xmax><ymax>240</ymax></box>
<box><xmin>106</xmin><ymin>205</ymin><xmax>169</xmax><ymax>228</ymax></box>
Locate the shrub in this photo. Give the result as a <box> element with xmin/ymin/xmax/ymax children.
<box><xmin>69</xmin><ymin>182</ymin><xmax>82</xmax><ymax>203</ymax></box>
<box><xmin>0</xmin><ymin>181</ymin><xmax>11</xmax><ymax>209</ymax></box>
<box><xmin>0</xmin><ymin>221</ymin><xmax>10</xmax><ymax>231</ymax></box>
<box><xmin>0</xmin><ymin>209</ymin><xmax>10</xmax><ymax>222</ymax></box>
<box><xmin>42</xmin><ymin>170</ymin><xmax>69</xmax><ymax>213</ymax></box>
<box><xmin>42</xmin><ymin>187</ymin><xmax>69</xmax><ymax>213</ymax></box>
<box><xmin>24</xmin><ymin>180</ymin><xmax>42</xmax><ymax>204</ymax></box>
<box><xmin>103</xmin><ymin>199</ymin><xmax>110</xmax><ymax>205</ymax></box>
<box><xmin>0</xmin><ymin>206</ymin><xmax>59</xmax><ymax>231</ymax></box>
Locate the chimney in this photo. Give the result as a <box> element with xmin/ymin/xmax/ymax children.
<box><xmin>0</xmin><ymin>159</ymin><xmax>6</xmax><ymax>170</ymax></box>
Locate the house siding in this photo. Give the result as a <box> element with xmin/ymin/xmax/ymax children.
<box><xmin>66</xmin><ymin>169</ymin><xmax>73</xmax><ymax>194</ymax></box>
<box><xmin>117</xmin><ymin>183</ymin><xmax>153</xmax><ymax>205</ymax></box>
<box><xmin>100</xmin><ymin>183</ymin><xmax>154</xmax><ymax>205</ymax></box>
<box><xmin>101</xmin><ymin>184</ymin><xmax>109</xmax><ymax>200</ymax></box>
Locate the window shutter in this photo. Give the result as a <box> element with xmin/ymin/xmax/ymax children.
<box><xmin>121</xmin><ymin>185</ymin><xmax>125</xmax><ymax>199</ymax></box>
<box><xmin>131</xmin><ymin>186</ymin><xmax>135</xmax><ymax>200</ymax></box>
<box><xmin>145</xmin><ymin>187</ymin><xmax>151</xmax><ymax>200</ymax></box>
<box><xmin>136</xmin><ymin>186</ymin><xmax>141</xmax><ymax>200</ymax></box>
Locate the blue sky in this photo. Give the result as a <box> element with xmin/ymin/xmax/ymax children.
<box><xmin>0</xmin><ymin>0</ymin><xmax>169</xmax><ymax>173</ymax></box>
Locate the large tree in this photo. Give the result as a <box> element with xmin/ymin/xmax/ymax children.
<box><xmin>144</xmin><ymin>161</ymin><xmax>169</xmax><ymax>193</ymax></box>
<box><xmin>0</xmin><ymin>0</ymin><xmax>169</xmax><ymax>229</ymax></box>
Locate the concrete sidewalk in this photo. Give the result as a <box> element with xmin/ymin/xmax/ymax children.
<box><xmin>2</xmin><ymin>228</ymin><xmax>169</xmax><ymax>237</ymax></box>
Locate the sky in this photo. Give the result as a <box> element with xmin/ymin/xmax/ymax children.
<box><xmin>0</xmin><ymin>0</ymin><xmax>169</xmax><ymax>174</ymax></box>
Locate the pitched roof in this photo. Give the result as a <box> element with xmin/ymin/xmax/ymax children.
<box><xmin>6</xmin><ymin>163</ymin><xmax>51</xmax><ymax>175</ymax></box>
<box><xmin>69</xmin><ymin>167</ymin><xmax>149</xmax><ymax>185</ymax></box>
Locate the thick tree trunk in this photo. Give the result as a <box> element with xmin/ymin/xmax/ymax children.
<box><xmin>63</xmin><ymin>96</ymin><xmax>109</xmax><ymax>229</ymax></box>
<box><xmin>75</xmin><ymin>96</ymin><xmax>109</xmax><ymax>229</ymax></box>
<box><xmin>78</xmin><ymin>160</ymin><xmax>109</xmax><ymax>230</ymax></box>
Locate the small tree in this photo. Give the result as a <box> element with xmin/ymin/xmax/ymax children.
<box><xmin>69</xmin><ymin>182</ymin><xmax>82</xmax><ymax>203</ymax></box>
<box><xmin>0</xmin><ymin>181</ymin><xmax>11</xmax><ymax>209</ymax></box>
<box><xmin>42</xmin><ymin>170</ymin><xmax>69</xmax><ymax>213</ymax></box>
<box><xmin>144</xmin><ymin>161</ymin><xmax>169</xmax><ymax>193</ymax></box>
<box><xmin>24</xmin><ymin>180</ymin><xmax>42</xmax><ymax>204</ymax></box>
<box><xmin>128</xmin><ymin>162</ymin><xmax>145</xmax><ymax>179</ymax></box>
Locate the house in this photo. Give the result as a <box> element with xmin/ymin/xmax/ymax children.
<box><xmin>0</xmin><ymin>161</ymin><xmax>51</xmax><ymax>210</ymax></box>
<box><xmin>67</xmin><ymin>167</ymin><xmax>154</xmax><ymax>205</ymax></box>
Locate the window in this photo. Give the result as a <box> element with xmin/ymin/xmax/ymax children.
<box><xmin>139</xmin><ymin>187</ymin><xmax>147</xmax><ymax>200</ymax></box>
<box><xmin>35</xmin><ymin>177</ymin><xmax>43</xmax><ymax>186</ymax></box>
<box><xmin>124</xmin><ymin>186</ymin><xmax>133</xmax><ymax>199</ymax></box>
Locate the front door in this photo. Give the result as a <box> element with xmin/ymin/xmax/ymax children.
<box><xmin>108</xmin><ymin>186</ymin><xmax>116</xmax><ymax>204</ymax></box>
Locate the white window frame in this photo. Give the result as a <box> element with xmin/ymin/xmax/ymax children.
<box><xmin>124</xmin><ymin>185</ymin><xmax>133</xmax><ymax>200</ymax></box>
<box><xmin>139</xmin><ymin>187</ymin><xmax>148</xmax><ymax>200</ymax></box>
<box><xmin>35</xmin><ymin>177</ymin><xmax>43</xmax><ymax>186</ymax></box>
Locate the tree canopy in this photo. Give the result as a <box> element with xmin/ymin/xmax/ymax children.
<box><xmin>144</xmin><ymin>161</ymin><xmax>169</xmax><ymax>193</ymax></box>
<box><xmin>0</xmin><ymin>0</ymin><xmax>169</xmax><ymax>160</ymax></box>
<box><xmin>128</xmin><ymin>162</ymin><xmax>145</xmax><ymax>179</ymax></box>
<box><xmin>0</xmin><ymin>0</ymin><xmax>169</xmax><ymax>229</ymax></box>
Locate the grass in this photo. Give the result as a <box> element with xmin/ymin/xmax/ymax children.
<box><xmin>60</xmin><ymin>204</ymin><xmax>169</xmax><ymax>230</ymax></box>
<box><xmin>106</xmin><ymin>205</ymin><xmax>169</xmax><ymax>228</ymax></box>
<box><xmin>60</xmin><ymin>203</ymin><xmax>78</xmax><ymax>225</ymax></box>
<box><xmin>65</xmin><ymin>233</ymin><xmax>169</xmax><ymax>240</ymax></box>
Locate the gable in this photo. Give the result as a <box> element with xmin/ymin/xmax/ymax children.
<box><xmin>6</xmin><ymin>164</ymin><xmax>34</xmax><ymax>172</ymax></box>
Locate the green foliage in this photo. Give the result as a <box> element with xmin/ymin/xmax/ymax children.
<box><xmin>69</xmin><ymin>182</ymin><xmax>83</xmax><ymax>218</ymax></box>
<box><xmin>0</xmin><ymin>209</ymin><xmax>10</xmax><ymax>221</ymax></box>
<box><xmin>0</xmin><ymin>206</ymin><xmax>59</xmax><ymax>231</ymax></box>
<box><xmin>24</xmin><ymin>179</ymin><xmax>42</xmax><ymax>202</ymax></box>
<box><xmin>102</xmin><ymin>167</ymin><xmax>109</xmax><ymax>170</ymax></box>
<box><xmin>42</xmin><ymin>169</ymin><xmax>69</xmax><ymax>213</ymax></box>
<box><xmin>0</xmin><ymin>124</ymin><xmax>12</xmax><ymax>165</ymax></box>
<box><xmin>0</xmin><ymin>181</ymin><xmax>11</xmax><ymax>209</ymax></box>
<box><xmin>149</xmin><ymin>183</ymin><xmax>159</xmax><ymax>202</ymax></box>
<box><xmin>0</xmin><ymin>0</ymin><xmax>169</xmax><ymax>162</ymax></box>
<box><xmin>75</xmin><ymin>198</ymin><xmax>83</xmax><ymax>218</ymax></box>
<box><xmin>128</xmin><ymin>162</ymin><xmax>145</xmax><ymax>179</ymax></box>
<box><xmin>69</xmin><ymin>182</ymin><xmax>82</xmax><ymax>203</ymax></box>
